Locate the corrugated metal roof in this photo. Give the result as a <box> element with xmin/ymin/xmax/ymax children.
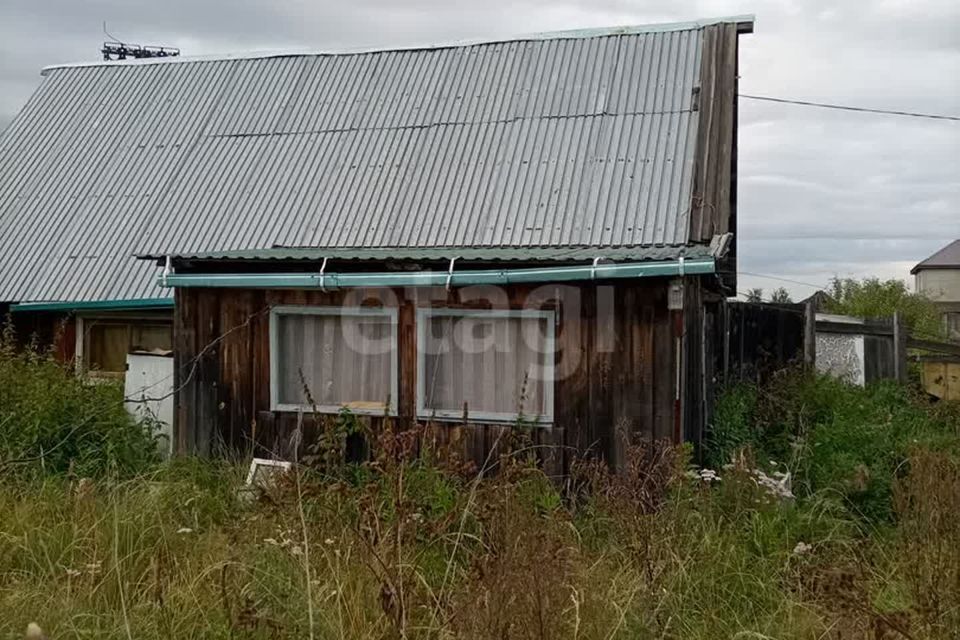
<box><xmin>154</xmin><ymin>244</ymin><xmax>716</xmax><ymax>263</ymax></box>
<box><xmin>0</xmin><ymin>17</ymin><xmax>749</xmax><ymax>303</ymax></box>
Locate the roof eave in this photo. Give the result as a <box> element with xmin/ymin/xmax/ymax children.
<box><xmin>911</xmin><ymin>263</ymin><xmax>960</xmax><ymax>275</ymax></box>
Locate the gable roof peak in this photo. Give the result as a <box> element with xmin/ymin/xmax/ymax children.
<box><xmin>41</xmin><ymin>14</ymin><xmax>754</xmax><ymax>76</ymax></box>
<box><xmin>912</xmin><ymin>239</ymin><xmax>960</xmax><ymax>274</ymax></box>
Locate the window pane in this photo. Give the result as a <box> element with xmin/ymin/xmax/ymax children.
<box><xmin>421</xmin><ymin>314</ymin><xmax>551</xmax><ymax>419</ymax></box>
<box><xmin>87</xmin><ymin>323</ymin><xmax>129</xmax><ymax>373</ymax></box>
<box><xmin>275</xmin><ymin>312</ymin><xmax>395</xmax><ymax>411</ymax></box>
<box><xmin>946</xmin><ymin>313</ymin><xmax>960</xmax><ymax>341</ymax></box>
<box><xmin>131</xmin><ymin>324</ymin><xmax>172</xmax><ymax>352</ymax></box>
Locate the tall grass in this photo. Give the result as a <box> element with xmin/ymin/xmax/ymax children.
<box><xmin>1</xmin><ymin>446</ymin><xmax>957</xmax><ymax>637</ymax></box>
<box><xmin>1</xmin><ymin>351</ymin><xmax>958</xmax><ymax>638</ymax></box>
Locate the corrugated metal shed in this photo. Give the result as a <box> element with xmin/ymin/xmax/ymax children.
<box><xmin>0</xmin><ymin>17</ymin><xmax>751</xmax><ymax>303</ymax></box>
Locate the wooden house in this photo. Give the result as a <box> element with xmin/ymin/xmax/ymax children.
<box><xmin>3</xmin><ymin>16</ymin><xmax>754</xmax><ymax>471</ymax></box>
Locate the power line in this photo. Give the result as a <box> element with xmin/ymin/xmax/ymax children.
<box><xmin>738</xmin><ymin>271</ymin><xmax>828</xmax><ymax>290</ymax></box>
<box><xmin>739</xmin><ymin>94</ymin><xmax>960</xmax><ymax>122</ymax></box>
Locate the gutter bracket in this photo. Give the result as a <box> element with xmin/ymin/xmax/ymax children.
<box><xmin>591</xmin><ymin>256</ymin><xmax>602</xmax><ymax>280</ymax></box>
<box><xmin>678</xmin><ymin>256</ymin><xmax>685</xmax><ymax>277</ymax></box>
<box><xmin>319</xmin><ymin>257</ymin><xmax>329</xmax><ymax>292</ymax></box>
<box><xmin>161</xmin><ymin>256</ymin><xmax>171</xmax><ymax>288</ymax></box>
<box><xmin>445</xmin><ymin>257</ymin><xmax>459</xmax><ymax>291</ymax></box>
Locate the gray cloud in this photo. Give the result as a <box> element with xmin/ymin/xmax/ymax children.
<box><xmin>1</xmin><ymin>0</ymin><xmax>958</xmax><ymax>300</ymax></box>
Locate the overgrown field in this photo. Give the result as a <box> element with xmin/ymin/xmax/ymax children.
<box><xmin>1</xmin><ymin>343</ymin><xmax>959</xmax><ymax>638</ymax></box>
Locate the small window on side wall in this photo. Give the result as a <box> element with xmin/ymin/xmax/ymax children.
<box><xmin>270</xmin><ymin>306</ymin><xmax>398</xmax><ymax>415</ymax></box>
<box><xmin>417</xmin><ymin>309</ymin><xmax>555</xmax><ymax>425</ymax></box>
<box><xmin>946</xmin><ymin>312</ymin><xmax>960</xmax><ymax>341</ymax></box>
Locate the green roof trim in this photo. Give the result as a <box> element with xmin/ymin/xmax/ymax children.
<box><xmin>10</xmin><ymin>297</ymin><xmax>174</xmax><ymax>313</ymax></box>
<box><xmin>147</xmin><ymin>245</ymin><xmax>715</xmax><ymax>264</ymax></box>
<box><xmin>160</xmin><ymin>258</ymin><xmax>715</xmax><ymax>290</ymax></box>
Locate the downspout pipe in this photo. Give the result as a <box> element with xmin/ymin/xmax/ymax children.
<box><xmin>157</xmin><ymin>258</ymin><xmax>714</xmax><ymax>290</ymax></box>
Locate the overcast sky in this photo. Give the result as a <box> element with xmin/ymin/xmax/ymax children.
<box><xmin>1</xmin><ymin>0</ymin><xmax>958</xmax><ymax>300</ymax></box>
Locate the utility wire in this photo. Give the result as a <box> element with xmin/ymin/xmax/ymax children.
<box><xmin>739</xmin><ymin>94</ymin><xmax>960</xmax><ymax>122</ymax></box>
<box><xmin>738</xmin><ymin>271</ymin><xmax>829</xmax><ymax>291</ymax></box>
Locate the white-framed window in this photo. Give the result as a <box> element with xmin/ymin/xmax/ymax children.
<box><xmin>269</xmin><ymin>306</ymin><xmax>398</xmax><ymax>415</ymax></box>
<box><xmin>416</xmin><ymin>308</ymin><xmax>555</xmax><ymax>425</ymax></box>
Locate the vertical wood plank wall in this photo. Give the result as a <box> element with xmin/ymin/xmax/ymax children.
<box><xmin>689</xmin><ymin>22</ymin><xmax>739</xmax><ymax>244</ymax></box>
<box><xmin>173</xmin><ymin>280</ymin><xmax>682</xmax><ymax>474</ymax></box>
<box><xmin>7</xmin><ymin>312</ymin><xmax>77</xmax><ymax>364</ymax></box>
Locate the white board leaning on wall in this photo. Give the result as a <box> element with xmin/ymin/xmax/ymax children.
<box><xmin>123</xmin><ymin>351</ymin><xmax>174</xmax><ymax>457</ymax></box>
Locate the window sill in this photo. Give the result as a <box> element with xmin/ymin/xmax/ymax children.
<box><xmin>82</xmin><ymin>371</ymin><xmax>125</xmax><ymax>384</ymax></box>
<box><xmin>417</xmin><ymin>411</ymin><xmax>553</xmax><ymax>427</ymax></box>
<box><xmin>272</xmin><ymin>402</ymin><xmax>395</xmax><ymax>417</ymax></box>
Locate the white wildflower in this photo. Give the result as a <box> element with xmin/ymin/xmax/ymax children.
<box><xmin>65</xmin><ymin>568</ymin><xmax>82</xmax><ymax>578</ymax></box>
<box><xmin>687</xmin><ymin>467</ymin><xmax>721</xmax><ymax>483</ymax></box>
<box><xmin>25</xmin><ymin>623</ymin><xmax>46</xmax><ymax>640</ymax></box>
<box><xmin>698</xmin><ymin>468</ymin><xmax>720</xmax><ymax>483</ymax></box>
<box><xmin>324</xmin><ymin>538</ymin><xmax>335</xmax><ymax>545</ymax></box>
<box><xmin>752</xmin><ymin>469</ymin><xmax>794</xmax><ymax>500</ymax></box>
<box><xmin>290</xmin><ymin>545</ymin><xmax>303</xmax><ymax>556</ymax></box>
<box><xmin>793</xmin><ymin>541</ymin><xmax>812</xmax><ymax>556</ymax></box>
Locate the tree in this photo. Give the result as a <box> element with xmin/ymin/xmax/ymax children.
<box><xmin>770</xmin><ymin>287</ymin><xmax>793</xmax><ymax>304</ymax></box>
<box><xmin>825</xmin><ymin>277</ymin><xmax>943</xmax><ymax>338</ymax></box>
<box><xmin>745</xmin><ymin>288</ymin><xmax>764</xmax><ymax>303</ymax></box>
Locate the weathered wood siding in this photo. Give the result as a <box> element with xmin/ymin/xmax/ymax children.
<box><xmin>173</xmin><ymin>280</ymin><xmax>684</xmax><ymax>474</ymax></box>
<box><xmin>690</xmin><ymin>22</ymin><xmax>743</xmax><ymax>294</ymax></box>
<box><xmin>7</xmin><ymin>311</ymin><xmax>76</xmax><ymax>364</ymax></box>
<box><xmin>689</xmin><ymin>22</ymin><xmax>741</xmax><ymax>244</ymax></box>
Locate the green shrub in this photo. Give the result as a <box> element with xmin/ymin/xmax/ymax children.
<box><xmin>0</xmin><ymin>324</ymin><xmax>160</xmax><ymax>479</ymax></box>
<box><xmin>707</xmin><ymin>370</ymin><xmax>960</xmax><ymax>523</ymax></box>
<box><xmin>704</xmin><ymin>383</ymin><xmax>758</xmax><ymax>469</ymax></box>
<box><xmin>825</xmin><ymin>276</ymin><xmax>944</xmax><ymax>339</ymax></box>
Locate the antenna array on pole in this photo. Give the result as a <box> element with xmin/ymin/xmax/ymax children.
<box><xmin>102</xmin><ymin>42</ymin><xmax>180</xmax><ymax>61</ymax></box>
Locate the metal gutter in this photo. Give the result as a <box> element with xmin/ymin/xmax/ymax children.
<box><xmin>159</xmin><ymin>258</ymin><xmax>715</xmax><ymax>289</ymax></box>
<box><xmin>10</xmin><ymin>297</ymin><xmax>175</xmax><ymax>313</ymax></box>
